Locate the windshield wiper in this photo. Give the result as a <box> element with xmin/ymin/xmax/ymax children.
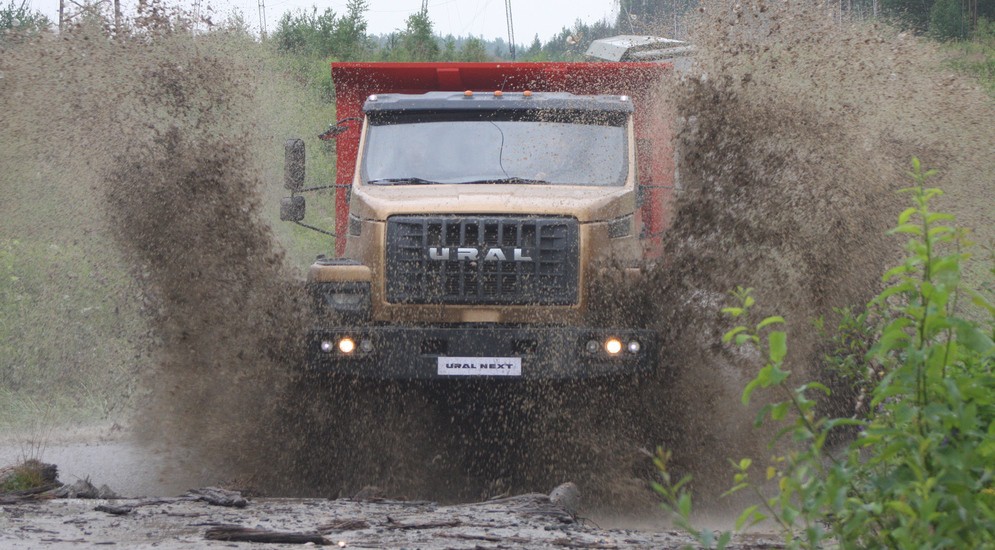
<box><xmin>460</xmin><ymin>177</ymin><xmax>551</xmax><ymax>185</ymax></box>
<box><xmin>366</xmin><ymin>177</ymin><xmax>441</xmax><ymax>185</ymax></box>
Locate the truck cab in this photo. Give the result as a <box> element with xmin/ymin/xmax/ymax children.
<box><xmin>281</xmin><ymin>62</ymin><xmax>676</xmax><ymax>379</ymax></box>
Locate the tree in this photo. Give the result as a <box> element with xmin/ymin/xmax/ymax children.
<box><xmin>459</xmin><ymin>36</ymin><xmax>489</xmax><ymax>61</ymax></box>
<box><xmin>217</xmin><ymin>8</ymin><xmax>254</xmax><ymax>39</ymax></box>
<box><xmin>333</xmin><ymin>0</ymin><xmax>368</xmax><ymax>60</ymax></box>
<box><xmin>441</xmin><ymin>34</ymin><xmax>457</xmax><ymax>60</ymax></box>
<box><xmin>1</xmin><ymin>0</ymin><xmax>50</xmax><ymax>41</ymax></box>
<box><xmin>527</xmin><ymin>34</ymin><xmax>542</xmax><ymax>57</ymax></box>
<box><xmin>880</xmin><ymin>0</ymin><xmax>933</xmax><ymax>32</ymax></box>
<box><xmin>930</xmin><ymin>0</ymin><xmax>970</xmax><ymax>39</ymax></box>
<box><xmin>399</xmin><ymin>8</ymin><xmax>438</xmax><ymax>61</ymax></box>
<box><xmin>272</xmin><ymin>7</ymin><xmax>335</xmax><ymax>56</ymax></box>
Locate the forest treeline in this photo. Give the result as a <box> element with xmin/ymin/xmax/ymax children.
<box><xmin>6</xmin><ymin>0</ymin><xmax>995</xmax><ymax>58</ymax></box>
<box><xmin>1</xmin><ymin>0</ymin><xmax>993</xmax><ymax>94</ymax></box>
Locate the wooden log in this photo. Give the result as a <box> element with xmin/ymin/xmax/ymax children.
<box><xmin>384</xmin><ymin>516</ymin><xmax>462</xmax><ymax>530</ymax></box>
<box><xmin>183</xmin><ymin>487</ymin><xmax>248</xmax><ymax>508</ymax></box>
<box><xmin>205</xmin><ymin>526</ymin><xmax>327</xmax><ymax>545</ymax></box>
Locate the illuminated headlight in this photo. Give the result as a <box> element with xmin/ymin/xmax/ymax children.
<box><xmin>605</xmin><ymin>338</ymin><xmax>623</xmax><ymax>355</ymax></box>
<box><xmin>338</xmin><ymin>337</ymin><xmax>356</xmax><ymax>354</ymax></box>
<box><xmin>627</xmin><ymin>340</ymin><xmax>641</xmax><ymax>354</ymax></box>
<box><xmin>320</xmin><ymin>340</ymin><xmax>334</xmax><ymax>353</ymax></box>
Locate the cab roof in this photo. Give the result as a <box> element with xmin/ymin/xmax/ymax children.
<box><xmin>362</xmin><ymin>91</ymin><xmax>634</xmax><ymax>114</ymax></box>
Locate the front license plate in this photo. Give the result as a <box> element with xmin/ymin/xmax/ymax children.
<box><xmin>437</xmin><ymin>357</ymin><xmax>522</xmax><ymax>376</ymax></box>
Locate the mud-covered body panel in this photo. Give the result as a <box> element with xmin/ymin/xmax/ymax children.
<box><xmin>300</xmin><ymin>73</ymin><xmax>670</xmax><ymax>380</ymax></box>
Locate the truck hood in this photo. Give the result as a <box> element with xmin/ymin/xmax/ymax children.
<box><xmin>349</xmin><ymin>184</ymin><xmax>635</xmax><ymax>223</ymax></box>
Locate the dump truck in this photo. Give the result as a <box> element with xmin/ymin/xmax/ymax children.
<box><xmin>280</xmin><ymin>60</ymin><xmax>678</xmax><ymax>379</ymax></box>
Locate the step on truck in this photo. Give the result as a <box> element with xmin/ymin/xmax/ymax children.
<box><xmin>280</xmin><ymin>60</ymin><xmax>678</xmax><ymax>379</ymax></box>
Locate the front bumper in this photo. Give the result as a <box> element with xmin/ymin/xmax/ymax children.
<box><xmin>306</xmin><ymin>325</ymin><xmax>659</xmax><ymax>379</ymax></box>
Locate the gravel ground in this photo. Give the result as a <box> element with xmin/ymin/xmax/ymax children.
<box><xmin>0</xmin><ymin>429</ymin><xmax>783</xmax><ymax>549</ymax></box>
<box><xmin>1</xmin><ymin>492</ymin><xmax>783</xmax><ymax>549</ymax></box>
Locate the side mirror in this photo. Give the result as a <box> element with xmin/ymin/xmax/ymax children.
<box><xmin>284</xmin><ymin>138</ymin><xmax>305</xmax><ymax>192</ymax></box>
<box><xmin>280</xmin><ymin>196</ymin><xmax>306</xmax><ymax>222</ymax></box>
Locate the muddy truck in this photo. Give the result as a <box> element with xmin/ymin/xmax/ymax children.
<box><xmin>280</xmin><ymin>59</ymin><xmax>678</xmax><ymax>380</ymax></box>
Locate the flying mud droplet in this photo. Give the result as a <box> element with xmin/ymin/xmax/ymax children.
<box><xmin>615</xmin><ymin>0</ymin><xmax>995</xmax><ymax>502</ymax></box>
<box><xmin>2</xmin><ymin>2</ymin><xmax>992</xmax><ymax>513</ymax></box>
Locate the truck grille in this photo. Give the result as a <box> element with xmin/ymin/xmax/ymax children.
<box><xmin>386</xmin><ymin>216</ymin><xmax>580</xmax><ymax>305</ymax></box>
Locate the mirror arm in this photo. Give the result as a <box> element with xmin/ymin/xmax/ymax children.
<box><xmin>298</xmin><ymin>183</ymin><xmax>351</xmax><ymax>193</ymax></box>
<box><xmin>293</xmin><ymin>221</ymin><xmax>341</xmax><ymax>238</ymax></box>
<box><xmin>319</xmin><ymin>117</ymin><xmax>363</xmax><ymax>141</ymax></box>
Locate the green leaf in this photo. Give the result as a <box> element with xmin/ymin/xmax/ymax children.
<box><xmin>735</xmin><ymin>505</ymin><xmax>760</xmax><ymax>530</ymax></box>
<box><xmin>804</xmin><ymin>381</ymin><xmax>831</xmax><ymax>396</ymax></box>
<box><xmin>768</xmin><ymin>331</ymin><xmax>787</xmax><ymax>363</ymax></box>
<box><xmin>882</xmin><ymin>264</ymin><xmax>912</xmax><ymax>282</ymax></box>
<box><xmin>721</xmin><ymin>482</ymin><xmax>749</xmax><ymax>497</ymax></box>
<box><xmin>742</xmin><ymin>378</ymin><xmax>761</xmax><ymax>405</ymax></box>
<box><xmin>890</xmin><ymin>223</ymin><xmax>923</xmax><ymax>236</ymax></box>
<box><xmin>965</xmin><ymin>288</ymin><xmax>995</xmax><ymax>316</ymax></box>
<box><xmin>757</xmin><ymin>316</ymin><xmax>786</xmax><ymax>330</ymax></box>
<box><xmin>677</xmin><ymin>493</ymin><xmax>692</xmax><ymax>518</ymax></box>
<box><xmin>716</xmin><ymin>531</ymin><xmax>732</xmax><ymax>550</ymax></box>
<box><xmin>897</xmin><ymin>206</ymin><xmax>917</xmax><ymax>225</ymax></box>
<box><xmin>770</xmin><ymin>365</ymin><xmax>791</xmax><ymax>386</ymax></box>
<box><xmin>886</xmin><ymin>500</ymin><xmax>916</xmax><ymax>518</ymax></box>
<box><xmin>723</xmin><ymin>326</ymin><xmax>747</xmax><ymax>344</ymax></box>
<box><xmin>953</xmin><ymin>318</ymin><xmax>994</xmax><ymax>353</ymax></box>
<box><xmin>925</xmin><ymin>212</ymin><xmax>955</xmax><ymax>224</ymax></box>
<box><xmin>722</xmin><ymin>307</ymin><xmax>744</xmax><ymax>317</ymax></box>
<box><xmin>770</xmin><ymin>401</ymin><xmax>791</xmax><ymax>420</ymax></box>
<box><xmin>874</xmin><ymin>281</ymin><xmax>914</xmax><ymax>301</ymax></box>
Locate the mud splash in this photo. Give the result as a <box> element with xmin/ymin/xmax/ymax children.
<box><xmin>626</xmin><ymin>0</ymin><xmax>995</xmax><ymax>500</ymax></box>
<box><xmin>2</xmin><ymin>1</ymin><xmax>993</xmax><ymax>514</ymax></box>
<box><xmin>0</xmin><ymin>24</ymin><xmax>307</xmax><ymax>490</ymax></box>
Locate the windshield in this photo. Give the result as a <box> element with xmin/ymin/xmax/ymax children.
<box><xmin>361</xmin><ymin>112</ymin><xmax>629</xmax><ymax>186</ymax></box>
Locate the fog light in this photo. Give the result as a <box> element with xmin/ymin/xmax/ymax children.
<box><xmin>605</xmin><ymin>338</ymin><xmax>623</xmax><ymax>355</ymax></box>
<box><xmin>360</xmin><ymin>338</ymin><xmax>374</xmax><ymax>353</ymax></box>
<box><xmin>628</xmin><ymin>340</ymin><xmax>641</xmax><ymax>354</ymax></box>
<box><xmin>320</xmin><ymin>340</ymin><xmax>334</xmax><ymax>353</ymax></box>
<box><xmin>585</xmin><ymin>340</ymin><xmax>600</xmax><ymax>354</ymax></box>
<box><xmin>328</xmin><ymin>293</ymin><xmax>365</xmax><ymax>307</ymax></box>
<box><xmin>338</xmin><ymin>337</ymin><xmax>356</xmax><ymax>354</ymax></box>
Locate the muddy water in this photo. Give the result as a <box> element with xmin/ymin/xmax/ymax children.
<box><xmin>2</xmin><ymin>0</ymin><xmax>994</xmax><ymax>518</ymax></box>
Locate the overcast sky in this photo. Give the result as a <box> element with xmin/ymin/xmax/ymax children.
<box><xmin>32</xmin><ymin>0</ymin><xmax>620</xmax><ymax>44</ymax></box>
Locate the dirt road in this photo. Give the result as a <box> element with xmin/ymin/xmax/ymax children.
<box><xmin>2</xmin><ymin>492</ymin><xmax>684</xmax><ymax>549</ymax></box>
<box><xmin>2</xmin><ymin>490</ymin><xmax>786</xmax><ymax>549</ymax></box>
<box><xmin>0</xmin><ymin>428</ymin><xmax>782</xmax><ymax>549</ymax></box>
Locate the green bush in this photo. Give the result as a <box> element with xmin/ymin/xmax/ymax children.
<box><xmin>946</xmin><ymin>18</ymin><xmax>995</xmax><ymax>96</ymax></box>
<box><xmin>655</xmin><ymin>159</ymin><xmax>995</xmax><ymax>548</ymax></box>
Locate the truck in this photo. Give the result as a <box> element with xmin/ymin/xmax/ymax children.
<box><xmin>279</xmin><ymin>58</ymin><xmax>678</xmax><ymax>380</ymax></box>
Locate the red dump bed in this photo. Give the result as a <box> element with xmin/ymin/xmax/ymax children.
<box><xmin>329</xmin><ymin>62</ymin><xmax>675</xmax><ymax>256</ymax></box>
